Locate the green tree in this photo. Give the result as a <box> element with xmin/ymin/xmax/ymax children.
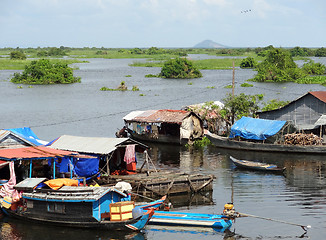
<box><xmin>253</xmin><ymin>48</ymin><xmax>305</xmax><ymax>82</ymax></box>
<box><xmin>160</xmin><ymin>57</ymin><xmax>202</xmax><ymax>79</ymax></box>
<box><xmin>302</xmin><ymin>60</ymin><xmax>326</xmax><ymax>75</ymax></box>
<box><xmin>261</xmin><ymin>99</ymin><xmax>289</xmax><ymax>111</ymax></box>
<box><xmin>222</xmin><ymin>93</ymin><xmax>263</xmax><ymax>125</ymax></box>
<box><xmin>11</xmin><ymin>59</ymin><xmax>80</xmax><ymax>84</ymax></box>
<box><xmin>315</xmin><ymin>47</ymin><xmax>326</xmax><ymax>57</ymax></box>
<box><xmin>47</xmin><ymin>47</ymin><xmax>67</xmax><ymax>56</ymax></box>
<box><xmin>10</xmin><ymin>51</ymin><xmax>27</xmax><ymax>60</ymax></box>
<box><xmin>290</xmin><ymin>46</ymin><xmax>313</xmax><ymax>57</ymax></box>
<box><xmin>240</xmin><ymin>57</ymin><xmax>257</xmax><ymax>68</ymax></box>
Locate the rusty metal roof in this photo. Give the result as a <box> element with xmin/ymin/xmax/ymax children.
<box><xmin>0</xmin><ymin>146</ymin><xmax>92</xmax><ymax>161</ymax></box>
<box><xmin>124</xmin><ymin>109</ymin><xmax>192</xmax><ymax>124</ymax></box>
<box><xmin>309</xmin><ymin>91</ymin><xmax>326</xmax><ymax>103</ymax></box>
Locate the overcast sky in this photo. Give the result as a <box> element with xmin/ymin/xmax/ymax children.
<box><xmin>1</xmin><ymin>0</ymin><xmax>325</xmax><ymax>48</ymax></box>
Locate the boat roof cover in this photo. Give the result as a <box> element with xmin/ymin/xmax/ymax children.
<box><xmin>5</xmin><ymin>127</ymin><xmax>48</xmax><ymax>146</ymax></box>
<box><xmin>229</xmin><ymin>117</ymin><xmax>287</xmax><ymax>140</ymax></box>
<box><xmin>123</xmin><ymin>109</ymin><xmax>191</xmax><ymax>124</ymax></box>
<box><xmin>49</xmin><ymin>135</ymin><xmax>131</xmax><ymax>154</ymax></box>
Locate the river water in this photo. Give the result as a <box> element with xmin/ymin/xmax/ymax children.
<box><xmin>0</xmin><ymin>55</ymin><xmax>326</xmax><ymax>239</ymax></box>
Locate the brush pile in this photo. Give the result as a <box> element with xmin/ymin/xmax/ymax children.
<box><xmin>283</xmin><ymin>133</ymin><xmax>323</xmax><ymax>145</ymax></box>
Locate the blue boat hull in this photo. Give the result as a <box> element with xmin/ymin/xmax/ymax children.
<box><xmin>149</xmin><ymin>211</ymin><xmax>233</xmax><ymax>229</ymax></box>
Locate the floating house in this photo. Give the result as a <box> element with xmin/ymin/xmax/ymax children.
<box><xmin>47</xmin><ymin>135</ymin><xmax>214</xmax><ymax>197</ymax></box>
<box><xmin>48</xmin><ymin>135</ymin><xmax>148</xmax><ymax>177</ymax></box>
<box><xmin>258</xmin><ymin>91</ymin><xmax>326</xmax><ymax>138</ymax></box>
<box><xmin>120</xmin><ymin>110</ymin><xmax>204</xmax><ymax>145</ymax></box>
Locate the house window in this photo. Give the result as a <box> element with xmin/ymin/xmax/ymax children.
<box><xmin>47</xmin><ymin>202</ymin><xmax>66</xmax><ymax>214</ymax></box>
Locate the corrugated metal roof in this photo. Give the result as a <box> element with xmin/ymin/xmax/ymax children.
<box><xmin>315</xmin><ymin>114</ymin><xmax>326</xmax><ymax>126</ymax></box>
<box><xmin>49</xmin><ymin>135</ymin><xmax>130</xmax><ymax>154</ymax></box>
<box><xmin>309</xmin><ymin>91</ymin><xmax>326</xmax><ymax>103</ymax></box>
<box><xmin>124</xmin><ymin>109</ymin><xmax>191</xmax><ymax>124</ymax></box>
<box><xmin>0</xmin><ymin>130</ymin><xmax>37</xmax><ymax>147</ymax></box>
<box><xmin>123</xmin><ymin>111</ymin><xmax>146</xmax><ymax>121</ymax></box>
<box><xmin>0</xmin><ymin>146</ymin><xmax>82</xmax><ymax>161</ymax></box>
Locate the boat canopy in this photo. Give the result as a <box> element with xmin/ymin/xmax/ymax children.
<box><xmin>229</xmin><ymin>117</ymin><xmax>287</xmax><ymax>140</ymax></box>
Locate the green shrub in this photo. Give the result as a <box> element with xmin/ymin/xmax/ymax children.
<box><xmin>240</xmin><ymin>83</ymin><xmax>253</xmax><ymax>87</ymax></box>
<box><xmin>10</xmin><ymin>51</ymin><xmax>26</xmax><ymax>60</ymax></box>
<box><xmin>11</xmin><ymin>59</ymin><xmax>80</xmax><ymax>84</ymax></box>
<box><xmin>145</xmin><ymin>74</ymin><xmax>158</xmax><ymax>78</ymax></box>
<box><xmin>261</xmin><ymin>99</ymin><xmax>289</xmax><ymax>111</ymax></box>
<box><xmin>302</xmin><ymin>61</ymin><xmax>326</xmax><ymax>75</ymax></box>
<box><xmin>240</xmin><ymin>57</ymin><xmax>257</xmax><ymax>68</ymax></box>
<box><xmin>132</xmin><ymin>86</ymin><xmax>139</xmax><ymax>91</ymax></box>
<box><xmin>159</xmin><ymin>57</ymin><xmax>202</xmax><ymax>79</ymax></box>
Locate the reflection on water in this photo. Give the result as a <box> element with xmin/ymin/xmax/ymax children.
<box><xmin>0</xmin><ymin>218</ymin><xmax>146</xmax><ymax>240</ymax></box>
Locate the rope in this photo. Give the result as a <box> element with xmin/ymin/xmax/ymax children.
<box><xmin>238</xmin><ymin>212</ymin><xmax>311</xmax><ymax>232</ymax></box>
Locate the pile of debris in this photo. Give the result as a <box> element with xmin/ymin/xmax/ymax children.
<box><xmin>283</xmin><ymin>133</ymin><xmax>323</xmax><ymax>146</ymax></box>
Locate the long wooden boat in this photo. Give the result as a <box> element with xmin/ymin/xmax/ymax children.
<box><xmin>1</xmin><ymin>178</ymin><xmax>154</xmax><ymax>231</ymax></box>
<box><xmin>206</xmin><ymin>132</ymin><xmax>326</xmax><ymax>154</ymax></box>
<box><xmin>149</xmin><ymin>211</ymin><xmax>233</xmax><ymax>229</ymax></box>
<box><xmin>230</xmin><ymin>156</ymin><xmax>285</xmax><ymax>172</ymax></box>
<box><xmin>101</xmin><ymin>171</ymin><xmax>214</xmax><ymax>197</ymax></box>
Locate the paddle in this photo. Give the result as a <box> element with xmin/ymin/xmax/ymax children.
<box><xmin>237</xmin><ymin>212</ymin><xmax>311</xmax><ymax>232</ymax></box>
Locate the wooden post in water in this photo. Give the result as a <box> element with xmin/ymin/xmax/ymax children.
<box><xmin>232</xmin><ymin>61</ymin><xmax>235</xmax><ymax>97</ymax></box>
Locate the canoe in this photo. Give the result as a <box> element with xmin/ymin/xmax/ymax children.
<box><xmin>230</xmin><ymin>156</ymin><xmax>285</xmax><ymax>172</ymax></box>
<box><xmin>149</xmin><ymin>211</ymin><xmax>233</xmax><ymax>229</ymax></box>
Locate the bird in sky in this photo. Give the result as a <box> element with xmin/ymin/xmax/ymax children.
<box><xmin>241</xmin><ymin>9</ymin><xmax>252</xmax><ymax>13</ymax></box>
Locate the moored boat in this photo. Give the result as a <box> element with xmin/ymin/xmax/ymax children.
<box><xmin>206</xmin><ymin>131</ymin><xmax>326</xmax><ymax>154</ymax></box>
<box><xmin>118</xmin><ymin>109</ymin><xmax>204</xmax><ymax>145</ymax></box>
<box><xmin>149</xmin><ymin>211</ymin><xmax>233</xmax><ymax>229</ymax></box>
<box><xmin>1</xmin><ymin>178</ymin><xmax>154</xmax><ymax>231</ymax></box>
<box><xmin>230</xmin><ymin>156</ymin><xmax>285</xmax><ymax>172</ymax></box>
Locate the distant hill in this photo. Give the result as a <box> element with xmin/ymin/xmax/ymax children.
<box><xmin>194</xmin><ymin>40</ymin><xmax>228</xmax><ymax>48</ymax></box>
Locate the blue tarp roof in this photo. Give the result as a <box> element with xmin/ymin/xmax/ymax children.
<box><xmin>229</xmin><ymin>117</ymin><xmax>287</xmax><ymax>140</ymax></box>
<box><xmin>6</xmin><ymin>127</ymin><xmax>47</xmax><ymax>146</ymax></box>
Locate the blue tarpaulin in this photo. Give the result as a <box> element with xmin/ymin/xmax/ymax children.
<box><xmin>73</xmin><ymin>157</ymin><xmax>99</xmax><ymax>178</ymax></box>
<box><xmin>6</xmin><ymin>127</ymin><xmax>47</xmax><ymax>146</ymax></box>
<box><xmin>229</xmin><ymin>117</ymin><xmax>286</xmax><ymax>140</ymax></box>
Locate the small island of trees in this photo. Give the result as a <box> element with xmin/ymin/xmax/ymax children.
<box><xmin>11</xmin><ymin>59</ymin><xmax>81</xmax><ymax>84</ymax></box>
<box><xmin>159</xmin><ymin>57</ymin><xmax>202</xmax><ymax>79</ymax></box>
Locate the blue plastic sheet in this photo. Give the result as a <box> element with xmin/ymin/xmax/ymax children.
<box><xmin>229</xmin><ymin>117</ymin><xmax>286</xmax><ymax>140</ymax></box>
<box><xmin>6</xmin><ymin>127</ymin><xmax>45</xmax><ymax>146</ymax></box>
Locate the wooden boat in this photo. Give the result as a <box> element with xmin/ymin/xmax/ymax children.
<box><xmin>149</xmin><ymin>211</ymin><xmax>233</xmax><ymax>229</ymax></box>
<box><xmin>101</xmin><ymin>171</ymin><xmax>214</xmax><ymax>197</ymax></box>
<box><xmin>1</xmin><ymin>178</ymin><xmax>154</xmax><ymax>231</ymax></box>
<box><xmin>138</xmin><ymin>196</ymin><xmax>167</xmax><ymax>210</ymax></box>
<box><xmin>206</xmin><ymin>131</ymin><xmax>326</xmax><ymax>154</ymax></box>
<box><xmin>230</xmin><ymin>156</ymin><xmax>285</xmax><ymax>172</ymax></box>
